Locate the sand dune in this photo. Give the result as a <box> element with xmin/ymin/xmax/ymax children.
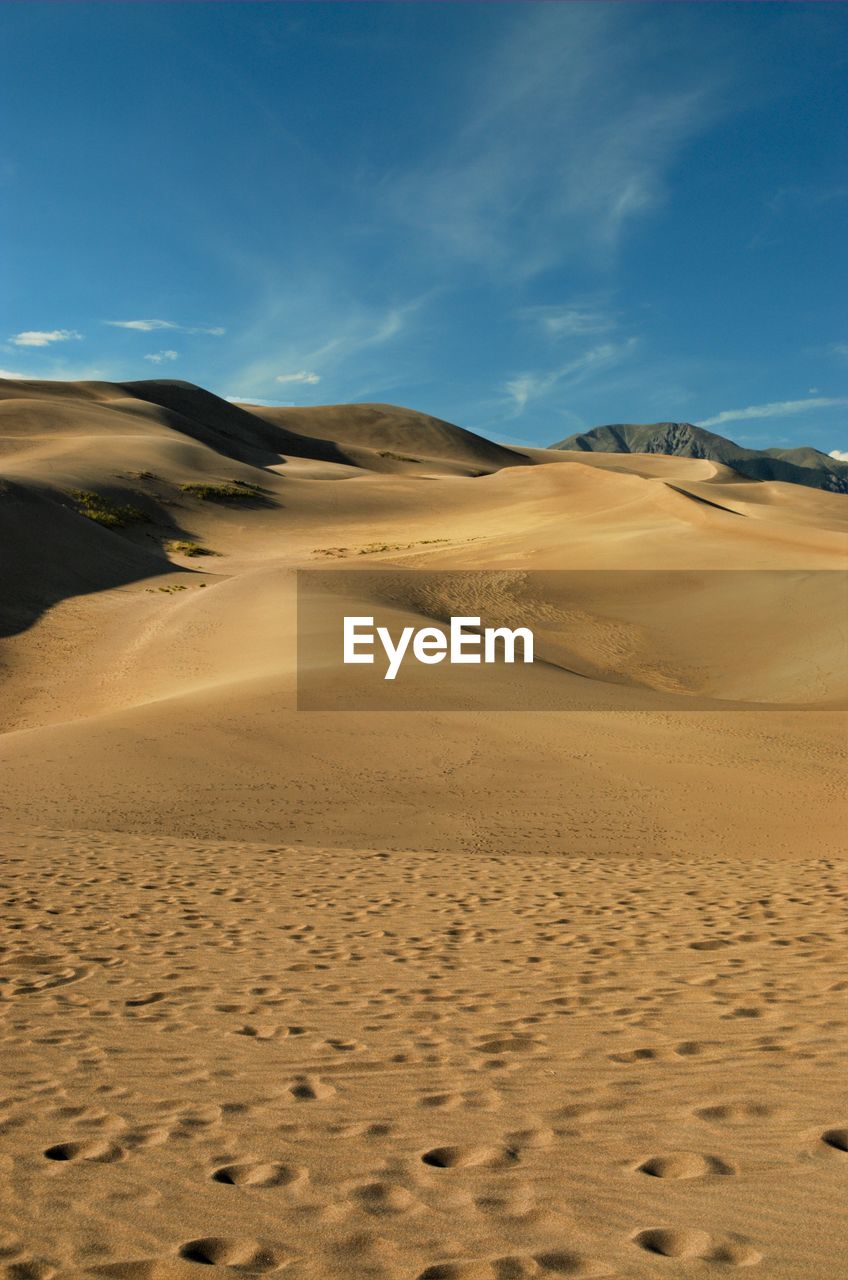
<box><xmin>241</xmin><ymin>401</ymin><xmax>529</xmax><ymax>472</ymax></box>
<box><xmin>0</xmin><ymin>377</ymin><xmax>846</xmax><ymax>1277</ymax></box>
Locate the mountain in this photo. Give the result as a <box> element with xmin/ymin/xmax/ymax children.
<box><xmin>549</xmin><ymin>421</ymin><xmax>848</xmax><ymax>493</ymax></box>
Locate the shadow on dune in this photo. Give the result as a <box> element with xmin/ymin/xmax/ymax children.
<box><xmin>0</xmin><ymin>478</ymin><xmax>212</xmax><ymax>639</ymax></box>
<box><xmin>120</xmin><ymin>381</ymin><xmax>361</xmax><ymax>470</ymax></box>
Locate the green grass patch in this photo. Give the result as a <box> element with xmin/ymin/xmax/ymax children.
<box><xmin>68</xmin><ymin>489</ymin><xmax>148</xmax><ymax>528</ymax></box>
<box><xmin>178</xmin><ymin>479</ymin><xmax>266</xmax><ymax>502</ymax></box>
<box><xmin>166</xmin><ymin>539</ymin><xmax>219</xmax><ymax>558</ymax></box>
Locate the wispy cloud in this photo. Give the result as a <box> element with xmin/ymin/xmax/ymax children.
<box><xmin>520</xmin><ymin>304</ymin><xmax>616</xmax><ymax>339</ymax></box>
<box><xmin>828</xmin><ymin>449</ymin><xmax>848</xmax><ymax>462</ymax></box>
<box><xmin>144</xmin><ymin>349</ymin><xmax>178</xmax><ymax>364</ymax></box>
<box><xmin>388</xmin><ymin>7</ymin><xmax>726</xmax><ymax>276</ymax></box>
<box><xmin>830</xmin><ymin>343</ymin><xmax>848</xmax><ymax>359</ymax></box>
<box><xmin>106</xmin><ymin>319</ymin><xmax>225</xmax><ymax>335</ymax></box>
<box><xmin>9</xmin><ymin>329</ymin><xmax>82</xmax><ymax>347</ymax></box>
<box><xmin>0</xmin><ymin>368</ymin><xmax>26</xmax><ymax>379</ymax></box>
<box><xmin>227</xmin><ymin>293</ymin><xmax>427</xmax><ymax>400</ymax></box>
<box><xmin>698</xmin><ymin>397</ymin><xmax>848</xmax><ymax>429</ymax></box>
<box><xmin>503</xmin><ymin>338</ymin><xmax>638</xmax><ymax>415</ymax></box>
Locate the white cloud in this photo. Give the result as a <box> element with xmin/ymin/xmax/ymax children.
<box><xmin>144</xmin><ymin>349</ymin><xmax>178</xmax><ymax>364</ymax></box>
<box><xmin>828</xmin><ymin>449</ymin><xmax>848</xmax><ymax>462</ymax></box>
<box><xmin>275</xmin><ymin>370</ymin><xmax>320</xmax><ymax>385</ymax></box>
<box><xmin>106</xmin><ymin>319</ymin><xmax>225</xmax><ymax>335</ymax></box>
<box><xmin>830</xmin><ymin>343</ymin><xmax>848</xmax><ymax>359</ymax></box>
<box><xmin>225</xmin><ymin>396</ymin><xmax>276</xmax><ymax>406</ymax></box>
<box><xmin>504</xmin><ymin>338</ymin><xmax>638</xmax><ymax>415</ymax></box>
<box><xmin>0</xmin><ymin>368</ymin><xmax>27</xmax><ymax>379</ymax></box>
<box><xmin>9</xmin><ymin>329</ymin><xmax>82</xmax><ymax>347</ymax></box>
<box><xmin>698</xmin><ymin>397</ymin><xmax>848</xmax><ymax>429</ymax></box>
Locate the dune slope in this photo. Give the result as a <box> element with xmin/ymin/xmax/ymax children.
<box><xmin>0</xmin><ymin>377</ymin><xmax>846</xmax><ymax>1280</ymax></box>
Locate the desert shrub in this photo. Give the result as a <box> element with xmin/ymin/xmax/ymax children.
<box><xmin>178</xmin><ymin>480</ymin><xmax>264</xmax><ymax>502</ymax></box>
<box><xmin>166</xmin><ymin>539</ymin><xmax>218</xmax><ymax>558</ymax></box>
<box><xmin>68</xmin><ymin>489</ymin><xmax>147</xmax><ymax>528</ymax></box>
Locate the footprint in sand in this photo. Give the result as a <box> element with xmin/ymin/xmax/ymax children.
<box><xmin>674</xmin><ymin>1040</ymin><xmax>712</xmax><ymax>1057</ymax></box>
<box><xmin>473</xmin><ymin>1034</ymin><xmax>544</xmax><ymax>1056</ymax></box>
<box><xmin>0</xmin><ymin>1234</ymin><xmax>23</xmax><ymax>1262</ymax></box>
<box><xmin>354</xmin><ymin>1181</ymin><xmax>417</xmax><ymax>1214</ymax></box>
<box><xmin>696</xmin><ymin>1102</ymin><xmax>781</xmax><ymax>1125</ymax></box>
<box><xmin>288</xmin><ymin>1075</ymin><xmax>335</xmax><ymax>1101</ymax></box>
<box><xmin>233</xmin><ymin>1024</ymin><xmax>280</xmax><ymax>1040</ymax></box>
<box><xmin>416</xmin><ymin>1266</ymin><xmax>488</xmax><ymax>1279</ymax></box>
<box><xmin>608</xmin><ymin>1047</ymin><xmax>658</xmax><ymax>1064</ymax></box>
<box><xmin>474</xmin><ymin>1189</ymin><xmax>537</xmax><ymax>1221</ymax></box>
<box><xmin>634</xmin><ymin>1228</ymin><xmax>761</xmax><ymax>1266</ymax></box>
<box><xmin>534</xmin><ymin>1251</ymin><xmax>615</xmax><ymax>1276</ymax></box>
<box><xmin>124</xmin><ymin>991</ymin><xmax>166</xmax><ymax>1008</ymax></box>
<box><xmin>417</xmin><ymin>1251</ymin><xmax>612</xmax><ymax>1278</ymax></box>
<box><xmin>211</xmin><ymin>1161</ymin><xmax>307</xmax><ymax>1189</ymax></box>
<box><xmin>636</xmin><ymin>1153</ymin><xmax>736</xmax><ymax>1179</ymax></box>
<box><xmin>3</xmin><ymin>1262</ymin><xmax>58</xmax><ymax>1280</ymax></box>
<box><xmin>43</xmin><ymin>1139</ymin><xmax>125</xmax><ymax>1163</ymax></box>
<box><xmin>633</xmin><ymin>1229</ymin><xmax>711</xmax><ymax>1259</ymax></box>
<box><xmin>123</xmin><ymin>1124</ymin><xmax>171</xmax><ymax>1150</ymax></box>
<box><xmin>177</xmin><ymin>1239</ymin><xmax>288</xmax><ymax>1272</ymax></box>
<box><xmin>419</xmin><ymin>1093</ymin><xmax>463</xmax><ymax>1110</ymax></box>
<box><xmin>421</xmin><ymin>1144</ymin><xmax>519</xmax><ymax>1170</ymax></box>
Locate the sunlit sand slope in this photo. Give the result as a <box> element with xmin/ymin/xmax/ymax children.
<box><xmin>0</xmin><ymin>377</ymin><xmax>845</xmax><ymax>858</ymax></box>
<box><xmin>0</xmin><ymin>379</ymin><xmax>847</xmax><ymax>1277</ymax></box>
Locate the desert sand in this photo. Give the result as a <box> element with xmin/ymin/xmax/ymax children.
<box><xmin>0</xmin><ymin>377</ymin><xmax>846</xmax><ymax>1278</ymax></box>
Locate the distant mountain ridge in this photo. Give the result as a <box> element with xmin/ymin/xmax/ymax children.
<box><xmin>549</xmin><ymin>421</ymin><xmax>848</xmax><ymax>493</ymax></box>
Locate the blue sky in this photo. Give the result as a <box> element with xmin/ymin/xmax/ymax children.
<box><xmin>1</xmin><ymin>2</ymin><xmax>846</xmax><ymax>454</ymax></box>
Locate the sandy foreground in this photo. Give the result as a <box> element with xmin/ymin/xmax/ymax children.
<box><xmin>1</xmin><ymin>832</ymin><xmax>847</xmax><ymax>1280</ymax></box>
<box><xmin>1</xmin><ymin>379</ymin><xmax>847</xmax><ymax>1276</ymax></box>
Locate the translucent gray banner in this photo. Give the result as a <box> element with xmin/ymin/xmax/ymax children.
<box><xmin>296</xmin><ymin>568</ymin><xmax>848</xmax><ymax>712</ymax></box>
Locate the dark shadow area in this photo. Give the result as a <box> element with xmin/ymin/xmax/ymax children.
<box><xmin>0</xmin><ymin>478</ymin><xmax>216</xmax><ymax>639</ymax></box>
<box><xmin>120</xmin><ymin>381</ymin><xmax>364</xmax><ymax>470</ymax></box>
<box><xmin>664</xmin><ymin>483</ymin><xmax>746</xmax><ymax>515</ymax></box>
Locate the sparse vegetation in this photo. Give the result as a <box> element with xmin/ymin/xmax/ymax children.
<box><xmin>166</xmin><ymin>539</ymin><xmax>219</xmax><ymax>558</ymax></box>
<box><xmin>178</xmin><ymin>480</ymin><xmax>265</xmax><ymax>502</ymax></box>
<box><xmin>314</xmin><ymin>538</ymin><xmax>451</xmax><ymax>558</ymax></box>
<box><xmin>378</xmin><ymin>451</ymin><xmax>420</xmax><ymax>463</ymax></box>
<box><xmin>68</xmin><ymin>489</ymin><xmax>148</xmax><ymax>528</ymax></box>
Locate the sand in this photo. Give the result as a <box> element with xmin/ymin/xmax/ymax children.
<box><xmin>0</xmin><ymin>377</ymin><xmax>846</xmax><ymax>1277</ymax></box>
